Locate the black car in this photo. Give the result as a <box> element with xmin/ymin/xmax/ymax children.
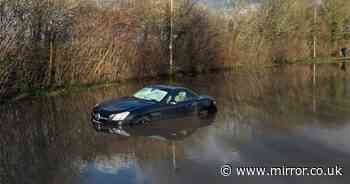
<box><xmin>91</xmin><ymin>85</ymin><xmax>217</xmax><ymax>129</ymax></box>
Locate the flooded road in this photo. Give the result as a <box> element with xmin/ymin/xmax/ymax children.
<box><xmin>1</xmin><ymin>66</ymin><xmax>350</xmax><ymax>184</ymax></box>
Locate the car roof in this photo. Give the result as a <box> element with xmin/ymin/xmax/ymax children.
<box><xmin>147</xmin><ymin>84</ymin><xmax>187</xmax><ymax>91</ymax></box>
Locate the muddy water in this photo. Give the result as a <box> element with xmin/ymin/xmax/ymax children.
<box><xmin>1</xmin><ymin>66</ymin><xmax>350</xmax><ymax>184</ymax></box>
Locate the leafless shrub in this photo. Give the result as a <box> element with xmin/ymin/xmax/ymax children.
<box><xmin>1</xmin><ymin>0</ymin><xmax>350</xmax><ymax>99</ymax></box>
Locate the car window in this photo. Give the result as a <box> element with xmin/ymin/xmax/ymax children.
<box><xmin>133</xmin><ymin>87</ymin><xmax>168</xmax><ymax>102</ymax></box>
<box><xmin>174</xmin><ymin>91</ymin><xmax>192</xmax><ymax>103</ymax></box>
<box><xmin>174</xmin><ymin>91</ymin><xmax>186</xmax><ymax>103</ymax></box>
<box><xmin>184</xmin><ymin>89</ymin><xmax>198</xmax><ymax>99</ymax></box>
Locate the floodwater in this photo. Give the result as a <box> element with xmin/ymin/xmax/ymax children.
<box><xmin>1</xmin><ymin>65</ymin><xmax>350</xmax><ymax>184</ymax></box>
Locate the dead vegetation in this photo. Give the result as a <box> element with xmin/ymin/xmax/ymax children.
<box><xmin>1</xmin><ymin>0</ymin><xmax>350</xmax><ymax>99</ymax></box>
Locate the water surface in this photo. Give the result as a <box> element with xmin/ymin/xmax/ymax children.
<box><xmin>1</xmin><ymin>66</ymin><xmax>350</xmax><ymax>184</ymax></box>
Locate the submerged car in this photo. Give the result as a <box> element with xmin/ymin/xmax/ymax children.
<box><xmin>91</xmin><ymin>85</ymin><xmax>217</xmax><ymax>128</ymax></box>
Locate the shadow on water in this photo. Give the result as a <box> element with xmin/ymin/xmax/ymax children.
<box><xmin>1</xmin><ymin>65</ymin><xmax>350</xmax><ymax>184</ymax></box>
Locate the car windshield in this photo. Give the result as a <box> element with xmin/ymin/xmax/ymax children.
<box><xmin>133</xmin><ymin>87</ymin><xmax>168</xmax><ymax>102</ymax></box>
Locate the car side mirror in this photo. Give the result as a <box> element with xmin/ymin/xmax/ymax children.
<box><xmin>170</xmin><ymin>100</ymin><xmax>177</xmax><ymax>105</ymax></box>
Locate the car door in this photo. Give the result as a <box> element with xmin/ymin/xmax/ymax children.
<box><xmin>167</xmin><ymin>90</ymin><xmax>197</xmax><ymax>118</ymax></box>
<box><xmin>182</xmin><ymin>89</ymin><xmax>199</xmax><ymax>115</ymax></box>
<box><xmin>148</xmin><ymin>95</ymin><xmax>173</xmax><ymax>121</ymax></box>
<box><xmin>157</xmin><ymin>93</ymin><xmax>180</xmax><ymax>120</ymax></box>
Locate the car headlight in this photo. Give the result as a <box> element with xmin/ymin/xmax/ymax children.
<box><xmin>109</xmin><ymin>112</ymin><xmax>130</xmax><ymax>121</ymax></box>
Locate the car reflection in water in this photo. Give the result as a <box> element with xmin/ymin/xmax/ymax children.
<box><xmin>94</xmin><ymin>114</ymin><xmax>216</xmax><ymax>141</ymax></box>
<box><xmin>93</xmin><ymin>114</ymin><xmax>217</xmax><ymax>171</ymax></box>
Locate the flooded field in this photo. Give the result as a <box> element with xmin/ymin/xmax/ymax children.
<box><xmin>1</xmin><ymin>65</ymin><xmax>350</xmax><ymax>184</ymax></box>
